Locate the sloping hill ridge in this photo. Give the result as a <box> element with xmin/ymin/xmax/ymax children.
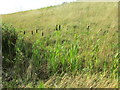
<box><xmin>2</xmin><ymin>2</ymin><xmax>117</xmax><ymax>31</ymax></box>
<box><xmin>2</xmin><ymin>2</ymin><xmax>118</xmax><ymax>43</ymax></box>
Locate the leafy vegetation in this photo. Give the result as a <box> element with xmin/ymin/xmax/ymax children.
<box><xmin>2</xmin><ymin>2</ymin><xmax>118</xmax><ymax>88</ymax></box>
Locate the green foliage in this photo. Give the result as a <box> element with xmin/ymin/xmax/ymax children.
<box><xmin>2</xmin><ymin>24</ymin><xmax>18</xmax><ymax>69</ymax></box>
<box><xmin>38</xmin><ymin>82</ymin><xmax>45</xmax><ymax>88</ymax></box>
<box><xmin>32</xmin><ymin>39</ymin><xmax>48</xmax><ymax>71</ymax></box>
<box><xmin>2</xmin><ymin>2</ymin><xmax>118</xmax><ymax>88</ymax></box>
<box><xmin>2</xmin><ymin>24</ymin><xmax>33</xmax><ymax>88</ymax></box>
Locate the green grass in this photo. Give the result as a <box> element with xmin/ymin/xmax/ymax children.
<box><xmin>2</xmin><ymin>2</ymin><xmax>118</xmax><ymax>88</ymax></box>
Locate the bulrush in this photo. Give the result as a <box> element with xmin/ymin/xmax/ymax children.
<box><xmin>87</xmin><ymin>25</ymin><xmax>90</xmax><ymax>31</ymax></box>
<box><xmin>31</xmin><ymin>31</ymin><xmax>34</xmax><ymax>35</ymax></box>
<box><xmin>24</xmin><ymin>31</ymin><xmax>25</xmax><ymax>35</ymax></box>
<box><xmin>36</xmin><ymin>29</ymin><xmax>38</xmax><ymax>33</ymax></box>
<box><xmin>42</xmin><ymin>32</ymin><xmax>44</xmax><ymax>36</ymax></box>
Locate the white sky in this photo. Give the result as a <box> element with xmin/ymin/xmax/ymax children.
<box><xmin>0</xmin><ymin>0</ymin><xmax>76</xmax><ymax>14</ymax></box>
<box><xmin>0</xmin><ymin>0</ymin><xmax>118</xmax><ymax>14</ymax></box>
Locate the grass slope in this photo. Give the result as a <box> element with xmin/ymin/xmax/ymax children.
<box><xmin>2</xmin><ymin>2</ymin><xmax>118</xmax><ymax>88</ymax></box>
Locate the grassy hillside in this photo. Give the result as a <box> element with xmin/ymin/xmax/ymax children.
<box><xmin>2</xmin><ymin>2</ymin><xmax>118</xmax><ymax>88</ymax></box>
<box><xmin>2</xmin><ymin>2</ymin><xmax>118</xmax><ymax>44</ymax></box>
<box><xmin>2</xmin><ymin>2</ymin><xmax>117</xmax><ymax>30</ymax></box>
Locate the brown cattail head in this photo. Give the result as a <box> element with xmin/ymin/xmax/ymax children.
<box><xmin>24</xmin><ymin>31</ymin><xmax>25</xmax><ymax>34</ymax></box>
<box><xmin>36</xmin><ymin>29</ymin><xmax>38</xmax><ymax>33</ymax></box>
<box><xmin>31</xmin><ymin>31</ymin><xmax>33</xmax><ymax>35</ymax></box>
<box><xmin>56</xmin><ymin>25</ymin><xmax>61</xmax><ymax>31</ymax></box>
<box><xmin>42</xmin><ymin>32</ymin><xmax>44</xmax><ymax>36</ymax></box>
<box><xmin>87</xmin><ymin>25</ymin><xmax>90</xmax><ymax>30</ymax></box>
<box><xmin>56</xmin><ymin>25</ymin><xmax>58</xmax><ymax>30</ymax></box>
<box><xmin>59</xmin><ymin>25</ymin><xmax>61</xmax><ymax>30</ymax></box>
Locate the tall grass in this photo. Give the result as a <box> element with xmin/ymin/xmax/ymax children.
<box><xmin>2</xmin><ymin>2</ymin><xmax>118</xmax><ymax>88</ymax></box>
<box><xmin>31</xmin><ymin>29</ymin><xmax>118</xmax><ymax>79</ymax></box>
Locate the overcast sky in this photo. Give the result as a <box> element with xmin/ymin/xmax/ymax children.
<box><xmin>0</xmin><ymin>0</ymin><xmax>118</xmax><ymax>14</ymax></box>
<box><xmin>0</xmin><ymin>0</ymin><xmax>76</xmax><ymax>14</ymax></box>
